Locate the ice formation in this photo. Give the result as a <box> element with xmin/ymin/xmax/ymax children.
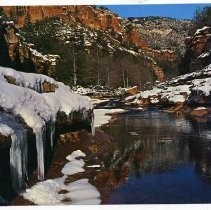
<box><xmin>0</xmin><ymin>67</ymin><xmax>93</xmax><ymax>192</ymax></box>
<box><xmin>23</xmin><ymin>150</ymin><xmax>101</xmax><ymax>205</ymax></box>
<box><xmin>0</xmin><ymin>112</ymin><xmax>28</xmax><ymax>192</ymax></box>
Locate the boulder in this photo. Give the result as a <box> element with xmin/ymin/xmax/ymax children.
<box><xmin>189</xmin><ymin>107</ymin><xmax>209</xmax><ymax>117</ymax></box>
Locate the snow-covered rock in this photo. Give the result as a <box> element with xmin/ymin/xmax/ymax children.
<box><xmin>0</xmin><ymin>67</ymin><xmax>93</xmax><ymax>193</ymax></box>
<box><xmin>131</xmin><ymin>64</ymin><xmax>211</xmax><ymax>107</ymax></box>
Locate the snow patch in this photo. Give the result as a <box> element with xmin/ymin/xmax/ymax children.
<box><xmin>86</xmin><ymin>165</ymin><xmax>101</xmax><ymax>168</ymax></box>
<box><xmin>194</xmin><ymin>107</ymin><xmax>207</xmax><ymax>110</ymax></box>
<box><xmin>61</xmin><ymin>160</ymin><xmax>85</xmax><ymax>175</ymax></box>
<box><xmin>194</xmin><ymin>26</ymin><xmax>211</xmax><ymax>35</ymax></box>
<box><xmin>66</xmin><ymin>150</ymin><xmax>86</xmax><ymax>161</ymax></box>
<box><xmin>198</xmin><ymin>51</ymin><xmax>211</xmax><ymax>59</ymax></box>
<box><xmin>22</xmin><ymin>150</ymin><xmax>101</xmax><ymax>205</ymax></box>
<box><xmin>129</xmin><ymin>132</ymin><xmax>139</xmax><ymax>136</ymax></box>
<box><xmin>94</xmin><ymin>109</ymin><xmax>126</xmax><ymax>128</ymax></box>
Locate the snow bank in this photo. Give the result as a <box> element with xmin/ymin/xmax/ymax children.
<box><xmin>0</xmin><ymin>67</ymin><xmax>93</xmax><ymax>189</ymax></box>
<box><xmin>90</xmin><ymin>98</ymin><xmax>110</xmax><ymax>106</ymax></box>
<box><xmin>23</xmin><ymin>150</ymin><xmax>101</xmax><ymax>205</ymax></box>
<box><xmin>62</xmin><ymin>150</ymin><xmax>86</xmax><ymax>175</ymax></box>
<box><xmin>61</xmin><ymin>160</ymin><xmax>85</xmax><ymax>175</ymax></box>
<box><xmin>134</xmin><ymin>64</ymin><xmax>211</xmax><ymax>105</ymax></box>
<box><xmin>0</xmin><ymin>67</ymin><xmax>93</xmax><ymax>117</ymax></box>
<box><xmin>74</xmin><ymin>86</ymin><xmax>93</xmax><ymax>95</ymax></box>
<box><xmin>0</xmin><ymin>67</ymin><xmax>93</xmax><ymax>133</ymax></box>
<box><xmin>0</xmin><ymin>67</ymin><xmax>54</xmax><ymax>92</ymax></box>
<box><xmin>94</xmin><ymin>109</ymin><xmax>126</xmax><ymax>128</ymax></box>
<box><xmin>66</xmin><ymin>150</ymin><xmax>86</xmax><ymax>161</ymax></box>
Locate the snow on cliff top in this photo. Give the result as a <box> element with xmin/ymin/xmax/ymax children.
<box><xmin>194</xmin><ymin>26</ymin><xmax>211</xmax><ymax>35</ymax></box>
<box><xmin>0</xmin><ymin>67</ymin><xmax>92</xmax><ymax>133</ymax></box>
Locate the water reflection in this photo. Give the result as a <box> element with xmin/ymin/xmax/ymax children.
<box><xmin>100</xmin><ymin>110</ymin><xmax>211</xmax><ymax>204</ymax></box>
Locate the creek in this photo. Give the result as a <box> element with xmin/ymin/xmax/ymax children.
<box><xmin>99</xmin><ymin>109</ymin><xmax>211</xmax><ymax>204</ymax></box>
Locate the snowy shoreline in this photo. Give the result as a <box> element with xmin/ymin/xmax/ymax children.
<box><xmin>17</xmin><ymin>108</ymin><xmax>127</xmax><ymax>205</ymax></box>
<box><xmin>93</xmin><ymin>108</ymin><xmax>127</xmax><ymax>128</ymax></box>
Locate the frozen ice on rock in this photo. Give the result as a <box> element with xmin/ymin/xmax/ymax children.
<box><xmin>0</xmin><ymin>67</ymin><xmax>93</xmax><ymax>189</ymax></box>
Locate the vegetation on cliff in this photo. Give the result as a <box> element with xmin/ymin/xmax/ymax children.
<box><xmin>20</xmin><ymin>17</ymin><xmax>158</xmax><ymax>89</ymax></box>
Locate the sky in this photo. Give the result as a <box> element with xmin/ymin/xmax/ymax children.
<box><xmin>105</xmin><ymin>4</ymin><xmax>211</xmax><ymax>20</ymax></box>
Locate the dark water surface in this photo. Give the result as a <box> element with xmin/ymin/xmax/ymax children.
<box><xmin>101</xmin><ymin>110</ymin><xmax>211</xmax><ymax>204</ymax></box>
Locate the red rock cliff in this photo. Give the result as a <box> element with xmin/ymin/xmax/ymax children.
<box><xmin>2</xmin><ymin>6</ymin><xmax>176</xmax><ymax>62</ymax></box>
<box><xmin>185</xmin><ymin>26</ymin><xmax>211</xmax><ymax>58</ymax></box>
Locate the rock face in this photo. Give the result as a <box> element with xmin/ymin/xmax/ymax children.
<box><xmin>127</xmin><ymin>63</ymin><xmax>211</xmax><ymax>119</ymax></box>
<box><xmin>67</xmin><ymin>6</ymin><xmax>122</xmax><ymax>33</ymax></box>
<box><xmin>2</xmin><ymin>6</ymin><xmax>182</xmax><ymax>59</ymax></box>
<box><xmin>125</xmin><ymin>17</ymin><xmax>192</xmax><ymax>54</ymax></box>
<box><xmin>182</xmin><ymin>26</ymin><xmax>211</xmax><ymax>73</ymax></box>
<box><xmin>124</xmin><ymin>26</ymin><xmax>211</xmax><ymax>118</ymax></box>
<box><xmin>185</xmin><ymin>26</ymin><xmax>211</xmax><ymax>57</ymax></box>
<box><xmin>2</xmin><ymin>6</ymin><xmax>134</xmax><ymax>47</ymax></box>
<box><xmin>1</xmin><ymin>6</ymin><xmax>182</xmax><ymax>83</ymax></box>
<box><xmin>0</xmin><ymin>21</ymin><xmax>59</xmax><ymax>76</ymax></box>
<box><xmin>3</xmin><ymin>6</ymin><xmax>122</xmax><ymax>33</ymax></box>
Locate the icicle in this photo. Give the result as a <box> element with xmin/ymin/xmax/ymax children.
<box><xmin>21</xmin><ymin>129</ymin><xmax>28</xmax><ymax>181</ymax></box>
<box><xmin>91</xmin><ymin>112</ymin><xmax>95</xmax><ymax>136</ymax></box>
<box><xmin>40</xmin><ymin>80</ymin><xmax>44</xmax><ymax>93</ymax></box>
<box><xmin>35</xmin><ymin>80</ymin><xmax>39</xmax><ymax>92</ymax></box>
<box><xmin>50</xmin><ymin>122</ymin><xmax>55</xmax><ymax>150</ymax></box>
<box><xmin>82</xmin><ymin>109</ymin><xmax>88</xmax><ymax>121</ymax></box>
<box><xmin>35</xmin><ymin>126</ymin><xmax>46</xmax><ymax>180</ymax></box>
<box><xmin>70</xmin><ymin>111</ymin><xmax>74</xmax><ymax>122</ymax></box>
<box><xmin>10</xmin><ymin>129</ymin><xmax>28</xmax><ymax>193</ymax></box>
<box><xmin>38</xmin><ymin>79</ymin><xmax>42</xmax><ymax>93</ymax></box>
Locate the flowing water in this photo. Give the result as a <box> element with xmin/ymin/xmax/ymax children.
<box><xmin>100</xmin><ymin>109</ymin><xmax>211</xmax><ymax>204</ymax></box>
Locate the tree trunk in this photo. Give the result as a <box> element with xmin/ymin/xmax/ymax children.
<box><xmin>73</xmin><ymin>47</ymin><xmax>77</xmax><ymax>86</ymax></box>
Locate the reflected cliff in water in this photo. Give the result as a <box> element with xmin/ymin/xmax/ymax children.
<box><xmin>98</xmin><ymin>110</ymin><xmax>211</xmax><ymax>204</ymax></box>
